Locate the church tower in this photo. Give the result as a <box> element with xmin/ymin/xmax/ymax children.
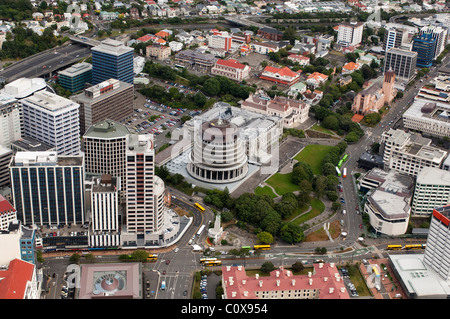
<box><xmin>382</xmin><ymin>69</ymin><xmax>396</xmax><ymax>104</ymax></box>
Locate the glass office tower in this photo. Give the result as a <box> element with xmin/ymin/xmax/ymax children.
<box><xmin>91</xmin><ymin>39</ymin><xmax>134</xmax><ymax>85</ymax></box>
<box><xmin>10</xmin><ymin>152</ymin><xmax>85</xmax><ymax>226</ymax></box>
<box><xmin>412</xmin><ymin>33</ymin><xmax>437</xmax><ymax>68</ymax></box>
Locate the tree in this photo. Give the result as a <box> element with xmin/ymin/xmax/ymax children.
<box><xmin>193</xmin><ymin>92</ymin><xmax>207</xmax><ymax>107</ymax></box>
<box><xmin>203</xmin><ymin>78</ymin><xmax>220</xmax><ymax>96</ymax></box>
<box><xmin>291</xmin><ymin>261</ymin><xmax>305</xmax><ymax>273</ymax></box>
<box><xmin>260</xmin><ymin>262</ymin><xmax>276</xmax><ymax>274</ymax></box>
<box><xmin>257</xmin><ymin>231</ymin><xmax>274</xmax><ymax>244</ymax></box>
<box><xmin>322</xmin><ymin>115</ymin><xmax>340</xmax><ymax>131</ymax></box>
<box><xmin>280</xmin><ymin>223</ymin><xmax>305</xmax><ymax>243</ymax></box>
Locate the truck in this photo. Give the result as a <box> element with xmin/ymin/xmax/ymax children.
<box><xmin>161</xmin><ymin>281</ymin><xmax>166</xmax><ymax>290</ymax></box>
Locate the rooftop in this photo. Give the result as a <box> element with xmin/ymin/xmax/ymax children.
<box><xmin>58</xmin><ymin>62</ymin><xmax>92</xmax><ymax>78</ymax></box>
<box><xmin>92</xmin><ymin>39</ymin><xmax>134</xmax><ymax>56</ymax></box>
<box><xmin>84</xmin><ymin>120</ymin><xmax>130</xmax><ymax>139</ymax></box>
<box><xmin>417</xmin><ymin>166</ymin><xmax>450</xmax><ymax>186</ymax></box>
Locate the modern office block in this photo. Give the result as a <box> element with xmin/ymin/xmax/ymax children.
<box><xmin>0</xmin><ymin>146</ymin><xmax>13</xmax><ymax>188</ymax></box>
<box><xmin>72</xmin><ymin>78</ymin><xmax>134</xmax><ymax>135</ymax></box>
<box><xmin>403</xmin><ymin>98</ymin><xmax>450</xmax><ymax>138</ymax></box>
<box><xmin>83</xmin><ymin>120</ymin><xmax>130</xmax><ymax>182</ymax></box>
<box><xmin>0</xmin><ymin>93</ymin><xmax>22</xmax><ymax>148</ymax></box>
<box><xmin>9</xmin><ymin>152</ymin><xmax>85</xmax><ymax>226</ymax></box>
<box><xmin>384</xmin><ymin>27</ymin><xmax>409</xmax><ymax>53</ymax></box>
<box><xmin>384</xmin><ymin>48</ymin><xmax>417</xmax><ymax>82</ymax></box>
<box><xmin>58</xmin><ymin>62</ymin><xmax>92</xmax><ymax>93</ymax></box>
<box><xmin>411</xmin><ymin>167</ymin><xmax>450</xmax><ymax>217</ymax></box>
<box><xmin>418</xmin><ymin>26</ymin><xmax>448</xmax><ymax>59</ymax></box>
<box><xmin>91</xmin><ymin>39</ymin><xmax>134</xmax><ymax>85</ymax></box>
<box><xmin>412</xmin><ymin>33</ymin><xmax>437</xmax><ymax>68</ymax></box>
<box><xmin>21</xmin><ymin>91</ymin><xmax>81</xmax><ymax>155</ymax></box>
<box><xmin>381</xmin><ymin>128</ymin><xmax>447</xmax><ymax>177</ymax></box>
<box><xmin>89</xmin><ymin>174</ymin><xmax>119</xmax><ymax>232</ymax></box>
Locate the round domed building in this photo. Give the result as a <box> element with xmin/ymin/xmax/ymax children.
<box><xmin>187</xmin><ymin>118</ymin><xmax>248</xmax><ymax>184</ymax></box>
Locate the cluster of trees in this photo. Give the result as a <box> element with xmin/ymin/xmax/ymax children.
<box><xmin>155</xmin><ymin>165</ymin><xmax>193</xmax><ymax>195</ymax></box>
<box><xmin>201</xmin><ymin>188</ymin><xmax>306</xmax><ymax>244</ymax></box>
<box><xmin>0</xmin><ymin>0</ymin><xmax>33</xmax><ymax>21</ymax></box>
<box><xmin>0</xmin><ymin>26</ymin><xmax>63</xmax><ymax>60</ymax></box>
<box><xmin>140</xmin><ymin>84</ymin><xmax>210</xmax><ymax>109</ymax></box>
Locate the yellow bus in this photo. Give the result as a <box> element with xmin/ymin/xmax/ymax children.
<box><xmin>404</xmin><ymin>244</ymin><xmax>425</xmax><ymax>250</ymax></box>
<box><xmin>147</xmin><ymin>254</ymin><xmax>158</xmax><ymax>261</ymax></box>
<box><xmin>195</xmin><ymin>203</ymin><xmax>205</xmax><ymax>212</ymax></box>
<box><xmin>386</xmin><ymin>245</ymin><xmax>402</xmax><ymax>250</ymax></box>
<box><xmin>200</xmin><ymin>257</ymin><xmax>217</xmax><ymax>264</ymax></box>
<box><xmin>204</xmin><ymin>260</ymin><xmax>222</xmax><ymax>266</ymax></box>
<box><xmin>253</xmin><ymin>245</ymin><xmax>271</xmax><ymax>250</ymax></box>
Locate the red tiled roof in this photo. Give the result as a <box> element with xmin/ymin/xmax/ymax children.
<box><xmin>222</xmin><ymin>264</ymin><xmax>349</xmax><ymax>300</ymax></box>
<box><xmin>0</xmin><ymin>259</ymin><xmax>34</xmax><ymax>299</ymax></box>
<box><xmin>264</xmin><ymin>66</ymin><xmax>298</xmax><ymax>78</ymax></box>
<box><xmin>0</xmin><ymin>195</ymin><xmax>15</xmax><ymax>215</ymax></box>
<box><xmin>216</xmin><ymin>59</ymin><xmax>246</xmax><ymax>69</ymax></box>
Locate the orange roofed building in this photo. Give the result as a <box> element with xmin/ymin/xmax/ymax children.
<box><xmin>260</xmin><ymin>66</ymin><xmax>300</xmax><ymax>86</ymax></box>
<box><xmin>0</xmin><ymin>259</ymin><xmax>39</xmax><ymax>299</ymax></box>
<box><xmin>222</xmin><ymin>264</ymin><xmax>350</xmax><ymax>299</ymax></box>
<box><xmin>211</xmin><ymin>59</ymin><xmax>251</xmax><ymax>82</ymax></box>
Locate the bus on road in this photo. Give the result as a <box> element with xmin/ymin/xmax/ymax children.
<box><xmin>195</xmin><ymin>203</ymin><xmax>205</xmax><ymax>212</ymax></box>
<box><xmin>161</xmin><ymin>281</ymin><xmax>166</xmax><ymax>290</ymax></box>
<box><xmin>386</xmin><ymin>245</ymin><xmax>402</xmax><ymax>250</ymax></box>
<box><xmin>253</xmin><ymin>245</ymin><xmax>271</xmax><ymax>250</ymax></box>
<box><xmin>204</xmin><ymin>260</ymin><xmax>222</xmax><ymax>266</ymax></box>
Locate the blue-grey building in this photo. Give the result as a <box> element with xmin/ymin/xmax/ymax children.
<box><xmin>91</xmin><ymin>39</ymin><xmax>134</xmax><ymax>85</ymax></box>
<box><xmin>9</xmin><ymin>152</ymin><xmax>85</xmax><ymax>227</ymax></box>
<box><xmin>412</xmin><ymin>33</ymin><xmax>437</xmax><ymax>68</ymax></box>
<box><xmin>58</xmin><ymin>62</ymin><xmax>92</xmax><ymax>93</ymax></box>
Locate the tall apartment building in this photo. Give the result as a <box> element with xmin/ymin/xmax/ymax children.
<box><xmin>384</xmin><ymin>48</ymin><xmax>417</xmax><ymax>82</ymax></box>
<box><xmin>403</xmin><ymin>98</ymin><xmax>450</xmax><ymax>138</ymax></box>
<box><xmin>146</xmin><ymin>44</ymin><xmax>171</xmax><ymax>61</ymax></box>
<box><xmin>72</xmin><ymin>78</ymin><xmax>134</xmax><ymax>135</ymax></box>
<box><xmin>83</xmin><ymin>120</ymin><xmax>129</xmax><ymax>188</ymax></box>
<box><xmin>122</xmin><ymin>134</ymin><xmax>167</xmax><ymax>247</ymax></box>
<box><xmin>412</xmin><ymin>33</ymin><xmax>437</xmax><ymax>68</ymax></box>
<box><xmin>418</xmin><ymin>26</ymin><xmax>448</xmax><ymax>59</ymax></box>
<box><xmin>0</xmin><ymin>93</ymin><xmax>22</xmax><ymax>148</ymax></box>
<box><xmin>21</xmin><ymin>91</ymin><xmax>81</xmax><ymax>155</ymax></box>
<box><xmin>91</xmin><ymin>39</ymin><xmax>134</xmax><ymax>85</ymax></box>
<box><xmin>423</xmin><ymin>205</ymin><xmax>450</xmax><ymax>281</ymax></box>
<box><xmin>337</xmin><ymin>21</ymin><xmax>364</xmax><ymax>47</ymax></box>
<box><xmin>411</xmin><ymin>167</ymin><xmax>450</xmax><ymax>217</ymax></box>
<box><xmin>381</xmin><ymin>128</ymin><xmax>447</xmax><ymax>177</ymax></box>
<box><xmin>58</xmin><ymin>62</ymin><xmax>93</xmax><ymax>93</ymax></box>
<box><xmin>9</xmin><ymin>152</ymin><xmax>85</xmax><ymax>226</ymax></box>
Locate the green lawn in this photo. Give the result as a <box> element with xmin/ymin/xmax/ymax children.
<box><xmin>255</xmin><ymin>186</ymin><xmax>278</xmax><ymax>198</ymax></box>
<box><xmin>294</xmin><ymin>144</ymin><xmax>334</xmax><ymax>175</ymax></box>
<box><xmin>310</xmin><ymin>125</ymin><xmax>334</xmax><ymax>135</ymax></box>
<box><xmin>291</xmin><ymin>198</ymin><xmax>325</xmax><ymax>226</ymax></box>
<box><xmin>265</xmin><ymin>172</ymin><xmax>299</xmax><ymax>195</ymax></box>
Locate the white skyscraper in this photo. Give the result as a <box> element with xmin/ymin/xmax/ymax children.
<box><xmin>337</xmin><ymin>21</ymin><xmax>364</xmax><ymax>47</ymax></box>
<box><xmin>21</xmin><ymin>91</ymin><xmax>81</xmax><ymax>155</ymax></box>
<box><xmin>0</xmin><ymin>93</ymin><xmax>22</xmax><ymax>148</ymax></box>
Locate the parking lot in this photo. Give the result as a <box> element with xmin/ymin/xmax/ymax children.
<box><xmin>121</xmin><ymin>89</ymin><xmax>203</xmax><ymax>153</ymax></box>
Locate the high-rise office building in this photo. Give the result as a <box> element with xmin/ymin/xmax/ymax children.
<box><xmin>418</xmin><ymin>26</ymin><xmax>448</xmax><ymax>59</ymax></box>
<box><xmin>384</xmin><ymin>27</ymin><xmax>409</xmax><ymax>53</ymax></box>
<box><xmin>21</xmin><ymin>91</ymin><xmax>81</xmax><ymax>155</ymax></box>
<box><xmin>0</xmin><ymin>146</ymin><xmax>13</xmax><ymax>188</ymax></box>
<box><xmin>83</xmin><ymin>120</ymin><xmax>129</xmax><ymax>187</ymax></box>
<box><xmin>384</xmin><ymin>48</ymin><xmax>417</xmax><ymax>82</ymax></box>
<box><xmin>91</xmin><ymin>39</ymin><xmax>134</xmax><ymax>85</ymax></box>
<box><xmin>58</xmin><ymin>62</ymin><xmax>92</xmax><ymax>93</ymax></box>
<box><xmin>412</xmin><ymin>33</ymin><xmax>437</xmax><ymax>68</ymax></box>
<box><xmin>72</xmin><ymin>78</ymin><xmax>134</xmax><ymax>135</ymax></box>
<box><xmin>9</xmin><ymin>152</ymin><xmax>85</xmax><ymax>226</ymax></box>
<box><xmin>424</xmin><ymin>205</ymin><xmax>450</xmax><ymax>281</ymax></box>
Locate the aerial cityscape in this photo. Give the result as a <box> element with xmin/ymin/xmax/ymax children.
<box><xmin>1</xmin><ymin>0</ymin><xmax>450</xmax><ymax>308</ymax></box>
